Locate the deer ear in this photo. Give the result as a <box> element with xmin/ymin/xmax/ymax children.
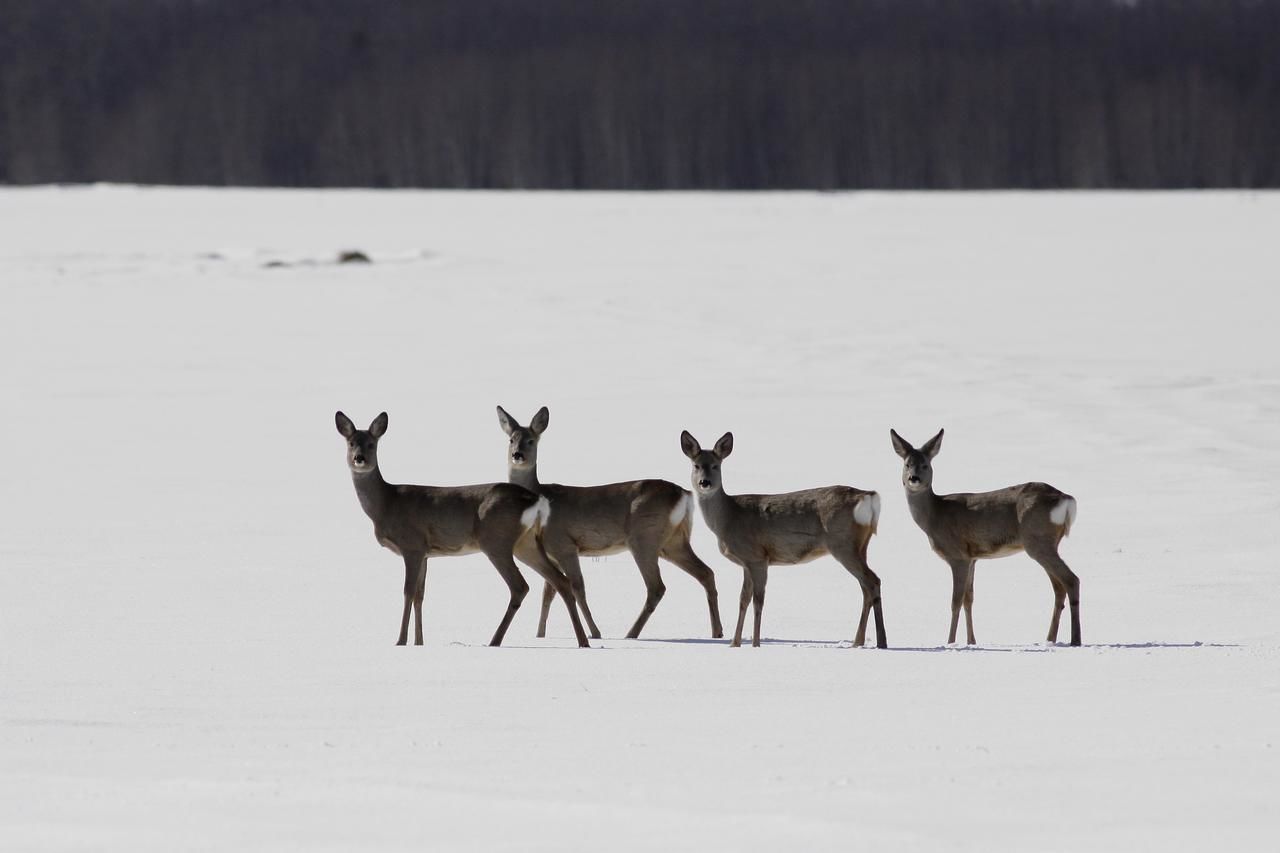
<box><xmin>680</xmin><ymin>430</ymin><xmax>702</xmax><ymax>459</ymax></box>
<box><xmin>369</xmin><ymin>411</ymin><xmax>389</xmax><ymax>439</ymax></box>
<box><xmin>496</xmin><ymin>405</ymin><xmax>517</xmax><ymax>436</ymax></box>
<box><xmin>890</xmin><ymin>429</ymin><xmax>913</xmax><ymax>459</ymax></box>
<box><xmin>920</xmin><ymin>428</ymin><xmax>944</xmax><ymax>459</ymax></box>
<box><xmin>335</xmin><ymin>411</ymin><xmax>356</xmax><ymax>438</ymax></box>
<box><xmin>713</xmin><ymin>431</ymin><xmax>734</xmax><ymax>459</ymax></box>
<box><xmin>530</xmin><ymin>406</ymin><xmax>550</xmax><ymax>435</ymax></box>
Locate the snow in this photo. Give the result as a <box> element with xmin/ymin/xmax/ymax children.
<box><xmin>2</xmin><ymin>186</ymin><xmax>1278</xmax><ymax>850</ymax></box>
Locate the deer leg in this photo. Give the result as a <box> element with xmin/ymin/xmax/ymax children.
<box><xmin>625</xmin><ymin>549</ymin><xmax>666</xmax><ymax>640</ymax></box>
<box><xmin>513</xmin><ymin>537</ymin><xmax>590</xmax><ymax>648</ymax></box>
<box><xmin>731</xmin><ymin>567</ymin><xmax>753</xmax><ymax>648</ymax></box>
<box><xmin>962</xmin><ymin>562</ymin><xmax>976</xmax><ymax>645</ymax></box>
<box><xmin>482</xmin><ymin>551</ymin><xmax>530</xmax><ymax>647</ymax></box>
<box><xmin>830</xmin><ymin>543</ymin><xmax>886</xmax><ymax>649</ymax></box>
<box><xmin>536</xmin><ymin>581</ymin><xmax>556</xmax><ymax>638</ymax></box>
<box><xmin>1027</xmin><ymin>545</ymin><xmax>1081</xmax><ymax>646</ymax></box>
<box><xmin>660</xmin><ymin>537</ymin><xmax>723</xmax><ymax>639</ymax></box>
<box><xmin>413</xmin><ymin>557</ymin><xmax>429</xmax><ymax>646</ymax></box>
<box><xmin>748</xmin><ymin>562</ymin><xmax>769</xmax><ymax>648</ymax></box>
<box><xmin>947</xmin><ymin>560</ymin><xmax>969</xmax><ymax>645</ymax></box>
<box><xmin>1046</xmin><ymin>575</ymin><xmax>1067</xmax><ymax>643</ymax></box>
<box><xmin>397</xmin><ymin>553</ymin><xmax>425</xmax><ymax>646</ymax></box>
<box><xmin>544</xmin><ymin>547</ymin><xmax>601</xmax><ymax>639</ymax></box>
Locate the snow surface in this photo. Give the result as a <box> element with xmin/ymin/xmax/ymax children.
<box><xmin>2</xmin><ymin>187</ymin><xmax>1279</xmax><ymax>850</ymax></box>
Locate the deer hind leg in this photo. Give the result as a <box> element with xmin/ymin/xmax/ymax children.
<box><xmin>830</xmin><ymin>539</ymin><xmax>887</xmax><ymax>649</ymax></box>
<box><xmin>482</xmin><ymin>550</ymin><xmax>530</xmax><ymax>648</ymax></box>
<box><xmin>1027</xmin><ymin>542</ymin><xmax>1081</xmax><ymax>646</ymax></box>
<box><xmin>536</xmin><ymin>581</ymin><xmax>556</xmax><ymax>638</ymax></box>
<box><xmin>624</xmin><ymin>544</ymin><xmax>666</xmax><ymax>640</ymax></box>
<box><xmin>962</xmin><ymin>562</ymin><xmax>976</xmax><ymax>645</ymax></box>
<box><xmin>1046</xmin><ymin>575</ymin><xmax>1066</xmax><ymax>643</ymax></box>
<box><xmin>398</xmin><ymin>553</ymin><xmax>427</xmax><ymax>646</ymax></box>
<box><xmin>513</xmin><ymin>536</ymin><xmax>590</xmax><ymax>648</ymax></box>
<box><xmin>413</xmin><ymin>557</ymin><xmax>429</xmax><ymax>645</ymax></box>
<box><xmin>748</xmin><ymin>562</ymin><xmax>769</xmax><ymax>648</ymax></box>
<box><xmin>660</xmin><ymin>534</ymin><xmax>723</xmax><ymax>639</ymax></box>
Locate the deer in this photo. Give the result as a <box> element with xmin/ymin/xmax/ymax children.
<box><xmin>496</xmin><ymin>406</ymin><xmax>723</xmax><ymax>641</ymax></box>
<box><xmin>889</xmin><ymin>428</ymin><xmax>1081</xmax><ymax>647</ymax></box>
<box><xmin>334</xmin><ymin>411</ymin><xmax>589</xmax><ymax>648</ymax></box>
<box><xmin>679</xmin><ymin>430</ymin><xmax>886</xmax><ymax>649</ymax></box>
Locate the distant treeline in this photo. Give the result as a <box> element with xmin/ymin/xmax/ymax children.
<box><xmin>2</xmin><ymin>0</ymin><xmax>1278</xmax><ymax>189</ymax></box>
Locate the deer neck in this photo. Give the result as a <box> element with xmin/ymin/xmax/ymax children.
<box><xmin>352</xmin><ymin>467</ymin><xmax>393</xmax><ymax>522</ymax></box>
<box><xmin>694</xmin><ymin>485</ymin><xmax>738</xmax><ymax>539</ymax></box>
<box><xmin>905</xmin><ymin>485</ymin><xmax>943</xmax><ymax>530</ymax></box>
<box><xmin>509</xmin><ymin>464</ymin><xmax>543</xmax><ymax>495</ymax></box>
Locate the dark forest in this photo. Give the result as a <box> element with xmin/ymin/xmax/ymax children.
<box><xmin>1</xmin><ymin>0</ymin><xmax>1277</xmax><ymax>189</ymax></box>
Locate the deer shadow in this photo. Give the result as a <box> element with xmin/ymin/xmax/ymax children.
<box><xmin>628</xmin><ymin>638</ymin><xmax>1237</xmax><ymax>652</ymax></box>
<box><xmin>882</xmin><ymin>641</ymin><xmax>1236</xmax><ymax>653</ymax></box>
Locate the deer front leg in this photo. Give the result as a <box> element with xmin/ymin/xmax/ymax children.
<box><xmin>731</xmin><ymin>567</ymin><xmax>753</xmax><ymax>648</ymax></box>
<box><xmin>398</xmin><ymin>553</ymin><xmax>426</xmax><ymax>646</ymax></box>
<box><xmin>547</xmin><ymin>547</ymin><xmax>602</xmax><ymax>640</ymax></box>
<box><xmin>513</xmin><ymin>537</ymin><xmax>590</xmax><ymax>648</ymax></box>
<box><xmin>947</xmin><ymin>559</ymin><xmax>970</xmax><ymax>645</ymax></box>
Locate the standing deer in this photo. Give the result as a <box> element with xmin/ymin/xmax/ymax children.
<box><xmin>679</xmin><ymin>430</ymin><xmax>886</xmax><ymax>649</ymax></box>
<box><xmin>335</xmin><ymin>411</ymin><xmax>589</xmax><ymax>648</ymax></box>
<box><xmin>889</xmin><ymin>429</ymin><xmax>1081</xmax><ymax>646</ymax></box>
<box><xmin>496</xmin><ymin>406</ymin><xmax>723</xmax><ymax>640</ymax></box>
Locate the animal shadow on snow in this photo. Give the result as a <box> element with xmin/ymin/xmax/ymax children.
<box><xmin>449</xmin><ymin>639</ymin><xmax>1235</xmax><ymax>651</ymax></box>
<box><xmin>636</xmin><ymin>637</ymin><xmax>858</xmax><ymax>647</ymax></box>
<box><xmin>886</xmin><ymin>641</ymin><xmax>1235</xmax><ymax>653</ymax></box>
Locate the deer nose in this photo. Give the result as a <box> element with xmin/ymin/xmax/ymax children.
<box><xmin>699</xmin><ymin>479</ymin><xmax>712</xmax><ymax>489</ymax></box>
<box><xmin>354</xmin><ymin>455</ymin><xmax>367</xmax><ymax>466</ymax></box>
<box><xmin>512</xmin><ymin>452</ymin><xmax>525</xmax><ymax>463</ymax></box>
<box><xmin>907</xmin><ymin>475</ymin><xmax>920</xmax><ymax>484</ymax></box>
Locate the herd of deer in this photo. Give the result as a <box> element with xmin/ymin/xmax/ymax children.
<box><xmin>334</xmin><ymin>407</ymin><xmax>1082</xmax><ymax>650</ymax></box>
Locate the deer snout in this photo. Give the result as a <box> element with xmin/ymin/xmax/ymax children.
<box><xmin>698</xmin><ymin>478</ymin><xmax>712</xmax><ymax>489</ymax></box>
<box><xmin>353</xmin><ymin>454</ymin><xmax>368</xmax><ymax>466</ymax></box>
<box><xmin>511</xmin><ymin>451</ymin><xmax>525</xmax><ymax>463</ymax></box>
<box><xmin>907</xmin><ymin>475</ymin><xmax>920</xmax><ymax>484</ymax></box>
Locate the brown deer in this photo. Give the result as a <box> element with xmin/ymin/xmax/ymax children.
<box><xmin>890</xmin><ymin>428</ymin><xmax>1081</xmax><ymax>646</ymax></box>
<box><xmin>497</xmin><ymin>406</ymin><xmax>722</xmax><ymax>640</ymax></box>
<box><xmin>679</xmin><ymin>430</ymin><xmax>886</xmax><ymax>649</ymax></box>
<box><xmin>335</xmin><ymin>411</ymin><xmax>589</xmax><ymax>648</ymax></box>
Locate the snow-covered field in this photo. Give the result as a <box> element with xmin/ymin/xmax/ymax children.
<box><xmin>2</xmin><ymin>187</ymin><xmax>1278</xmax><ymax>850</ymax></box>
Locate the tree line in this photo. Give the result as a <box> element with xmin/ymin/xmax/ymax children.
<box><xmin>1</xmin><ymin>0</ymin><xmax>1277</xmax><ymax>189</ymax></box>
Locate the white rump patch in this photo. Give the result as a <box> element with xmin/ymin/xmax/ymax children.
<box><xmin>669</xmin><ymin>493</ymin><xmax>692</xmax><ymax>526</ymax></box>
<box><xmin>1049</xmin><ymin>497</ymin><xmax>1077</xmax><ymax>534</ymax></box>
<box><xmin>854</xmin><ymin>492</ymin><xmax>881</xmax><ymax>529</ymax></box>
<box><xmin>521</xmin><ymin>496</ymin><xmax>552</xmax><ymax>530</ymax></box>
